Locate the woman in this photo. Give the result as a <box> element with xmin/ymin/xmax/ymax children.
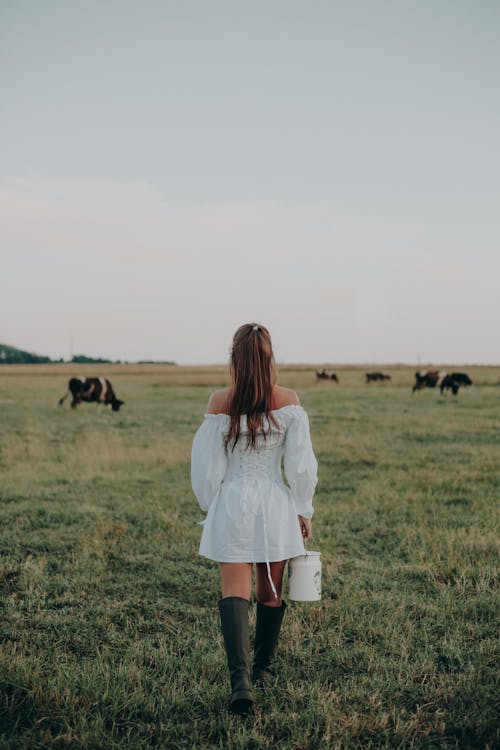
<box><xmin>191</xmin><ymin>323</ymin><xmax>318</xmax><ymax>714</ymax></box>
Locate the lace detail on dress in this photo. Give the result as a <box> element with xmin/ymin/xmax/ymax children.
<box><xmin>225</xmin><ymin>433</ymin><xmax>285</xmax><ymax>483</ymax></box>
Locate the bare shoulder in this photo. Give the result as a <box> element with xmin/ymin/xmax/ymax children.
<box><xmin>272</xmin><ymin>385</ymin><xmax>300</xmax><ymax>409</ymax></box>
<box><xmin>207</xmin><ymin>388</ymin><xmax>231</xmax><ymax>414</ymax></box>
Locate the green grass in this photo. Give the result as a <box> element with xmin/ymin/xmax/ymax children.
<box><xmin>0</xmin><ymin>369</ymin><xmax>499</xmax><ymax>749</ymax></box>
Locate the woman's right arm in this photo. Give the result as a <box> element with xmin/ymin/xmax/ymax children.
<box><xmin>191</xmin><ymin>416</ymin><xmax>228</xmax><ymax>511</ymax></box>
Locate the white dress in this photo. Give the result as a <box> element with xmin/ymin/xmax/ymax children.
<box><xmin>191</xmin><ymin>404</ymin><xmax>318</xmax><ymax>594</ymax></box>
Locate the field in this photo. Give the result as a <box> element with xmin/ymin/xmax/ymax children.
<box><xmin>1</xmin><ymin>365</ymin><xmax>499</xmax><ymax>749</ymax></box>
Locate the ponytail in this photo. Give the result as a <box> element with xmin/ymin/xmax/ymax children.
<box><xmin>225</xmin><ymin>323</ymin><xmax>278</xmax><ymax>449</ymax></box>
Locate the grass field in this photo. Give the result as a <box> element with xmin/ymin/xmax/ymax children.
<box><xmin>0</xmin><ymin>365</ymin><xmax>498</xmax><ymax>749</ymax></box>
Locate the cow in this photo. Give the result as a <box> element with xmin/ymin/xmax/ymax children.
<box><xmin>316</xmin><ymin>369</ymin><xmax>339</xmax><ymax>382</ymax></box>
<box><xmin>59</xmin><ymin>377</ymin><xmax>124</xmax><ymax>411</ymax></box>
<box><xmin>412</xmin><ymin>371</ymin><xmax>460</xmax><ymax>395</ymax></box>
<box><xmin>366</xmin><ymin>372</ymin><xmax>391</xmax><ymax>383</ymax></box>
<box><xmin>451</xmin><ymin>372</ymin><xmax>473</xmax><ymax>386</ymax></box>
<box><xmin>413</xmin><ymin>370</ymin><xmax>441</xmax><ymax>392</ymax></box>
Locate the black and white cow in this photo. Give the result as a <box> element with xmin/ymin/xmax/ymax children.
<box><xmin>59</xmin><ymin>377</ymin><xmax>124</xmax><ymax>411</ymax></box>
<box><xmin>316</xmin><ymin>369</ymin><xmax>339</xmax><ymax>382</ymax></box>
<box><xmin>412</xmin><ymin>371</ymin><xmax>460</xmax><ymax>395</ymax></box>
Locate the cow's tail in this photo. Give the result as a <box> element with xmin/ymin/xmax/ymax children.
<box><xmin>59</xmin><ymin>389</ymin><xmax>69</xmax><ymax>406</ymax></box>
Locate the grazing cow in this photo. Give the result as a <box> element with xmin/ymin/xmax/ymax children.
<box><xmin>412</xmin><ymin>370</ymin><xmax>441</xmax><ymax>392</ymax></box>
<box><xmin>366</xmin><ymin>372</ymin><xmax>391</xmax><ymax>383</ymax></box>
<box><xmin>59</xmin><ymin>377</ymin><xmax>124</xmax><ymax>411</ymax></box>
<box><xmin>316</xmin><ymin>369</ymin><xmax>339</xmax><ymax>382</ymax></box>
<box><xmin>451</xmin><ymin>372</ymin><xmax>473</xmax><ymax>386</ymax></box>
<box><xmin>412</xmin><ymin>371</ymin><xmax>460</xmax><ymax>395</ymax></box>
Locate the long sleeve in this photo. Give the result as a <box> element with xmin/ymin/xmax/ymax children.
<box><xmin>191</xmin><ymin>415</ymin><xmax>228</xmax><ymax>512</ymax></box>
<box><xmin>283</xmin><ymin>407</ymin><xmax>318</xmax><ymax>519</ymax></box>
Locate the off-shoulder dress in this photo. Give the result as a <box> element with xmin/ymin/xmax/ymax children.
<box><xmin>191</xmin><ymin>404</ymin><xmax>318</xmax><ymax>592</ymax></box>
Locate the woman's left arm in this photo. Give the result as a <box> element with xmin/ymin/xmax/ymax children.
<box><xmin>298</xmin><ymin>515</ymin><xmax>312</xmax><ymax>540</ymax></box>
<box><xmin>283</xmin><ymin>407</ymin><xmax>318</xmax><ymax>520</ymax></box>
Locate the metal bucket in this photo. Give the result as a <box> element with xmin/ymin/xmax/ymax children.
<box><xmin>288</xmin><ymin>550</ymin><xmax>321</xmax><ymax>601</ymax></box>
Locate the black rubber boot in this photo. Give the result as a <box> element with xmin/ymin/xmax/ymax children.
<box><xmin>218</xmin><ymin>597</ymin><xmax>254</xmax><ymax>714</ymax></box>
<box><xmin>252</xmin><ymin>601</ymin><xmax>287</xmax><ymax>687</ymax></box>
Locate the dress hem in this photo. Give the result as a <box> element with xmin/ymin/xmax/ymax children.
<box><xmin>199</xmin><ymin>550</ymin><xmax>305</xmax><ymax>563</ymax></box>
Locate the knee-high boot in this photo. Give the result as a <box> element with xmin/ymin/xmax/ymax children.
<box><xmin>252</xmin><ymin>600</ymin><xmax>287</xmax><ymax>686</ymax></box>
<box><xmin>218</xmin><ymin>597</ymin><xmax>254</xmax><ymax>714</ymax></box>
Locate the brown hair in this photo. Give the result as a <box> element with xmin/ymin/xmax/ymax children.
<box><xmin>225</xmin><ymin>323</ymin><xmax>278</xmax><ymax>450</ymax></box>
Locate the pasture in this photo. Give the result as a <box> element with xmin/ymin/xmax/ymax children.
<box><xmin>0</xmin><ymin>365</ymin><xmax>499</xmax><ymax>749</ymax></box>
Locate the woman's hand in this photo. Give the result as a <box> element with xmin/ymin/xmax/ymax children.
<box><xmin>298</xmin><ymin>515</ymin><xmax>312</xmax><ymax>540</ymax></box>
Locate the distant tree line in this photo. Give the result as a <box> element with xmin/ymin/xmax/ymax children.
<box><xmin>0</xmin><ymin>344</ymin><xmax>175</xmax><ymax>365</ymax></box>
<box><xmin>0</xmin><ymin>344</ymin><xmax>54</xmax><ymax>364</ymax></box>
<box><xmin>71</xmin><ymin>354</ymin><xmax>113</xmax><ymax>364</ymax></box>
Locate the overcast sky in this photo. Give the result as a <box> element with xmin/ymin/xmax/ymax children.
<box><xmin>1</xmin><ymin>1</ymin><xmax>499</xmax><ymax>364</ymax></box>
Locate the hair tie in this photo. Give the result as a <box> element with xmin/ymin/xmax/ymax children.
<box><xmin>252</xmin><ymin>325</ymin><xmax>259</xmax><ymax>332</ymax></box>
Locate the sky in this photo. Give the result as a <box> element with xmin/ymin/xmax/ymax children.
<box><xmin>1</xmin><ymin>0</ymin><xmax>499</xmax><ymax>364</ymax></box>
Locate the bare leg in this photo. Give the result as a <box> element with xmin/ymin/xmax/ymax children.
<box><xmin>219</xmin><ymin>562</ymin><xmax>253</xmax><ymax>600</ymax></box>
<box><xmin>256</xmin><ymin>561</ymin><xmax>286</xmax><ymax>606</ymax></box>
